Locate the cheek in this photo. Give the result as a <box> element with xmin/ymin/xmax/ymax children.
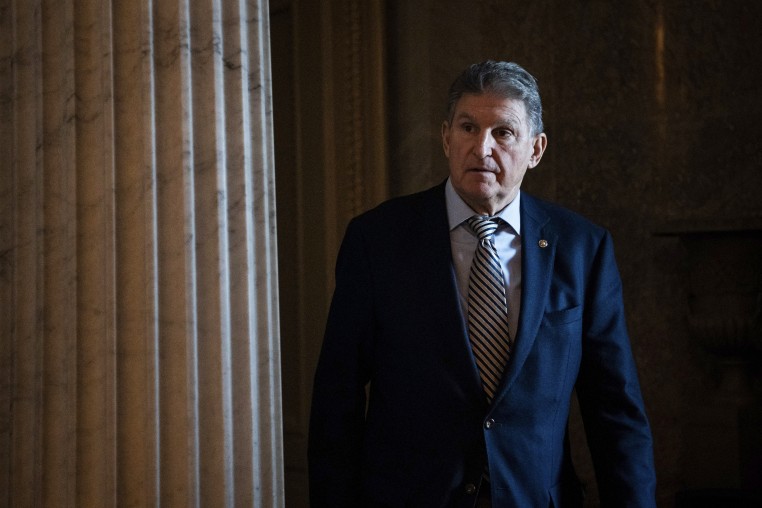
<box><xmin>495</xmin><ymin>155</ymin><xmax>514</xmax><ymax>173</ymax></box>
<box><xmin>451</xmin><ymin>148</ymin><xmax>470</xmax><ymax>167</ymax></box>
<box><xmin>497</xmin><ymin>152</ymin><xmax>526</xmax><ymax>173</ymax></box>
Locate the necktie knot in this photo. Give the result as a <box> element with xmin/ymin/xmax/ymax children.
<box><xmin>466</xmin><ymin>215</ymin><xmax>499</xmax><ymax>241</ymax></box>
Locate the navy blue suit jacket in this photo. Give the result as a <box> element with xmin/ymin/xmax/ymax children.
<box><xmin>309</xmin><ymin>183</ymin><xmax>656</xmax><ymax>507</ymax></box>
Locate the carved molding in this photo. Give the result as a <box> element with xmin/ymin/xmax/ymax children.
<box><xmin>274</xmin><ymin>1</ymin><xmax>388</xmax><ymax>506</ymax></box>
<box><xmin>326</xmin><ymin>0</ymin><xmax>389</xmax><ymax>229</ymax></box>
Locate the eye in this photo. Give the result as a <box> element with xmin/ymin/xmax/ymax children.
<box><xmin>494</xmin><ymin>128</ymin><xmax>514</xmax><ymax>139</ymax></box>
<box><xmin>459</xmin><ymin>122</ymin><xmax>476</xmax><ymax>133</ymax></box>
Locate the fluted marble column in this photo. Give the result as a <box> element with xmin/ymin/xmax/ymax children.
<box><xmin>0</xmin><ymin>0</ymin><xmax>283</xmax><ymax>506</ymax></box>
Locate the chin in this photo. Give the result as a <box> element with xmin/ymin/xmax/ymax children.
<box><xmin>464</xmin><ymin>182</ymin><xmax>497</xmax><ymax>200</ymax></box>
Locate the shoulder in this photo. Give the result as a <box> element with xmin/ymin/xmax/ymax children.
<box><xmin>351</xmin><ymin>182</ymin><xmax>447</xmax><ymax>231</ymax></box>
<box><xmin>522</xmin><ymin>192</ymin><xmax>607</xmax><ymax>238</ymax></box>
<box><xmin>521</xmin><ymin>193</ymin><xmax>615</xmax><ymax>261</ymax></box>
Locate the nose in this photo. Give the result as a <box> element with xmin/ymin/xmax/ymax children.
<box><xmin>473</xmin><ymin>131</ymin><xmax>494</xmax><ymax>159</ymax></box>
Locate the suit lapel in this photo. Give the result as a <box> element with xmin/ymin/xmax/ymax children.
<box><xmin>414</xmin><ymin>184</ymin><xmax>485</xmax><ymax>403</ymax></box>
<box><xmin>491</xmin><ymin>194</ymin><xmax>557</xmax><ymax>406</ymax></box>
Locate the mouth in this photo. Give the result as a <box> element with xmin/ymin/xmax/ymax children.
<box><xmin>467</xmin><ymin>166</ymin><xmax>498</xmax><ymax>175</ymax></box>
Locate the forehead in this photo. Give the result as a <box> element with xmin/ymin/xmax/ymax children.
<box><xmin>452</xmin><ymin>93</ymin><xmax>529</xmax><ymax>125</ymax></box>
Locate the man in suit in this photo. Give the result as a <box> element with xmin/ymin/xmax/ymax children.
<box><xmin>308</xmin><ymin>60</ymin><xmax>656</xmax><ymax>507</ymax></box>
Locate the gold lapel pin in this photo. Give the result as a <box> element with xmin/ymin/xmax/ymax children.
<box><xmin>538</xmin><ymin>239</ymin><xmax>549</xmax><ymax>248</ymax></box>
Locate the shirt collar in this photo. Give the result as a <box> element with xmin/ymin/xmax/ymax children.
<box><xmin>445</xmin><ymin>177</ymin><xmax>521</xmax><ymax>235</ymax></box>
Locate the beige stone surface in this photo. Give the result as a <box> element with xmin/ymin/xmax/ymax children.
<box><xmin>0</xmin><ymin>0</ymin><xmax>284</xmax><ymax>506</ymax></box>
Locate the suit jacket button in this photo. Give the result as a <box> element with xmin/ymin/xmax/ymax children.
<box><xmin>465</xmin><ymin>483</ymin><xmax>476</xmax><ymax>495</ymax></box>
<box><xmin>485</xmin><ymin>418</ymin><xmax>495</xmax><ymax>429</ymax></box>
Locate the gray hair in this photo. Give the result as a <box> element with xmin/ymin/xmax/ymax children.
<box><xmin>446</xmin><ymin>60</ymin><xmax>544</xmax><ymax>135</ymax></box>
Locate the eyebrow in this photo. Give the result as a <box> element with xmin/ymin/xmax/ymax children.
<box><xmin>453</xmin><ymin>111</ymin><xmax>475</xmax><ymax>123</ymax></box>
<box><xmin>453</xmin><ymin>111</ymin><xmax>521</xmax><ymax>129</ymax></box>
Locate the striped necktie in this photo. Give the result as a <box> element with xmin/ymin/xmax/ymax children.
<box><xmin>466</xmin><ymin>215</ymin><xmax>512</xmax><ymax>403</ymax></box>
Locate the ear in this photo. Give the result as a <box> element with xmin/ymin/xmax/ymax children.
<box><xmin>527</xmin><ymin>133</ymin><xmax>547</xmax><ymax>168</ymax></box>
<box><xmin>441</xmin><ymin>121</ymin><xmax>451</xmax><ymax>158</ymax></box>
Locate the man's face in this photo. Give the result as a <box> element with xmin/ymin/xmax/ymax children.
<box><xmin>442</xmin><ymin>92</ymin><xmax>547</xmax><ymax>215</ymax></box>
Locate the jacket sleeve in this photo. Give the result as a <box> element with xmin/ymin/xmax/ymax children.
<box><xmin>575</xmin><ymin>231</ymin><xmax>657</xmax><ymax>506</ymax></box>
<box><xmin>308</xmin><ymin>219</ymin><xmax>373</xmax><ymax>507</ymax></box>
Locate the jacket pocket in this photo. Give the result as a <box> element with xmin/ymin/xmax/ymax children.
<box><xmin>541</xmin><ymin>305</ymin><xmax>582</xmax><ymax>326</ymax></box>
